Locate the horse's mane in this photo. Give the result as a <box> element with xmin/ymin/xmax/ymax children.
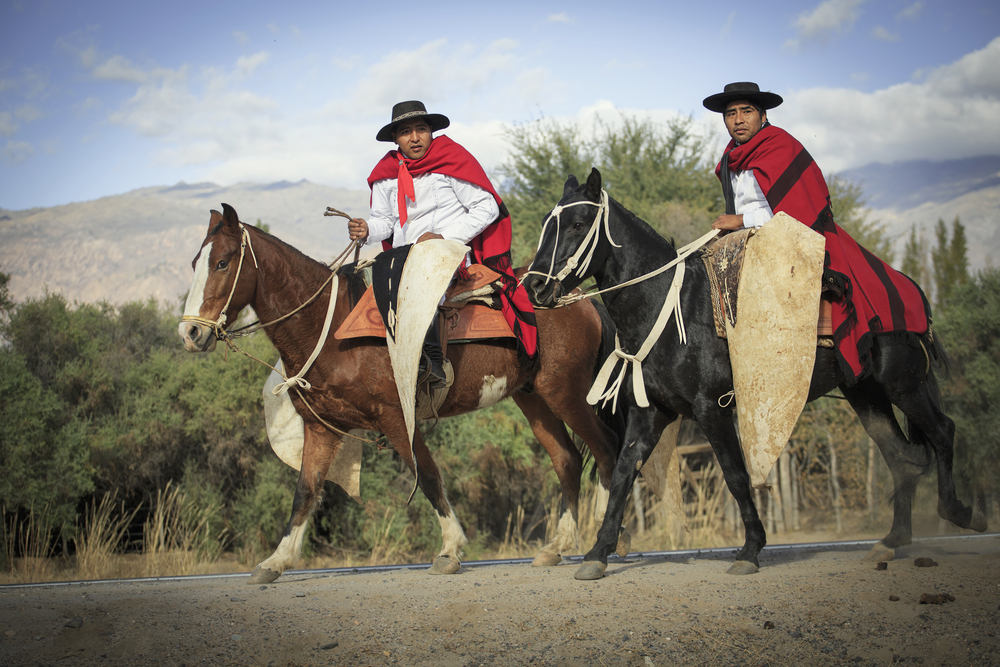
<box><xmin>606</xmin><ymin>195</ymin><xmax>683</xmax><ymax>256</ymax></box>
<box><xmin>336</xmin><ymin>264</ymin><xmax>370</xmax><ymax>308</ymax></box>
<box><xmin>237</xmin><ymin>223</ymin><xmax>374</xmax><ymax>306</ymax></box>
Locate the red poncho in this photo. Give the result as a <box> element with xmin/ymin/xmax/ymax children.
<box><xmin>716</xmin><ymin>125</ymin><xmax>928</xmax><ymax>384</ymax></box>
<box><xmin>368</xmin><ymin>135</ymin><xmax>538</xmax><ymax>364</ymax></box>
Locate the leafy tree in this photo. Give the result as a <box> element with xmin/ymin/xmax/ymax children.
<box><xmin>828</xmin><ymin>175</ymin><xmax>894</xmax><ymax>263</ymax></box>
<box><xmin>932</xmin><ymin>216</ymin><xmax>971</xmax><ymax>313</ymax></box>
<box><xmin>0</xmin><ymin>348</ymin><xmax>93</xmax><ymax>532</ymax></box>
<box><xmin>497</xmin><ymin>113</ymin><xmax>719</xmax><ymax>263</ymax></box>
<box><xmin>936</xmin><ymin>268</ymin><xmax>1000</xmax><ymax>502</ymax></box>
<box><xmin>901</xmin><ymin>226</ymin><xmax>930</xmax><ymax>292</ymax></box>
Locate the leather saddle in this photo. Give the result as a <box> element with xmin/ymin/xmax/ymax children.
<box><xmin>335</xmin><ymin>263</ymin><xmax>515</xmax><ymax>343</ymax></box>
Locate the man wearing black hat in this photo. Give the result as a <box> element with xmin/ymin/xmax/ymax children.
<box><xmin>703</xmin><ymin>82</ymin><xmax>929</xmax><ymax>385</ymax></box>
<box><xmin>348</xmin><ymin>101</ymin><xmax>538</xmax><ymax>387</ymax></box>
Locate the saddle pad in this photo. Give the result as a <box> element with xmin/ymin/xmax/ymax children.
<box><xmin>334</xmin><ymin>284</ymin><xmax>514</xmax><ymax>341</ymax></box>
<box><xmin>703</xmin><ymin>229</ymin><xmax>753</xmax><ymax>337</ymax></box>
<box><xmin>703</xmin><ymin>231</ymin><xmax>834</xmax><ymax>339</ymax></box>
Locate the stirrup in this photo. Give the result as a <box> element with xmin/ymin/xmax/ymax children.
<box><xmin>417</xmin><ymin>352</ymin><xmax>447</xmax><ymax>389</ymax></box>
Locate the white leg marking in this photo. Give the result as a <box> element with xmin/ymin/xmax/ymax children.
<box><xmin>477</xmin><ymin>375</ymin><xmax>509</xmax><ymax>408</ymax></box>
<box><xmin>437</xmin><ymin>501</ymin><xmax>468</xmax><ymax>560</ymax></box>
<box><xmin>256</xmin><ymin>522</ymin><xmax>308</xmax><ymax>575</ymax></box>
<box><xmin>594</xmin><ymin>480</ymin><xmax>610</xmax><ymax>525</ymax></box>
<box><xmin>543</xmin><ymin>508</ymin><xmax>579</xmax><ymax>555</ymax></box>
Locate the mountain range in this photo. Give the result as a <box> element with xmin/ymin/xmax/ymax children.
<box><xmin>2</xmin><ymin>156</ymin><xmax>998</xmax><ymax>308</ymax></box>
<box><xmin>0</xmin><ymin>180</ymin><xmax>371</xmax><ymax>308</ymax></box>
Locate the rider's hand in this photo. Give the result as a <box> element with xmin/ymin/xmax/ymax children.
<box><xmin>416</xmin><ymin>232</ymin><xmax>444</xmax><ymax>243</ymax></box>
<box><xmin>711</xmin><ymin>214</ymin><xmax>745</xmax><ymax>231</ymax></box>
<box><xmin>348</xmin><ymin>218</ymin><xmax>369</xmax><ymax>242</ymax></box>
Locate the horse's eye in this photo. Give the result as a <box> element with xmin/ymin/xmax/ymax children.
<box><xmin>216</xmin><ymin>259</ymin><xmax>229</xmax><ymax>270</ymax></box>
<box><xmin>572</xmin><ymin>221</ymin><xmax>585</xmax><ymax>230</ymax></box>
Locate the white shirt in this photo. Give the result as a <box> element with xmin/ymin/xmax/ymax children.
<box><xmin>366</xmin><ymin>172</ymin><xmax>500</xmax><ymax>248</ymax></box>
<box><xmin>730</xmin><ymin>169</ymin><xmax>774</xmax><ymax>228</ymax></box>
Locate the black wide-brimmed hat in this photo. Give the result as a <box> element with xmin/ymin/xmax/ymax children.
<box><xmin>702</xmin><ymin>82</ymin><xmax>783</xmax><ymax>113</ymax></box>
<box><xmin>375</xmin><ymin>100</ymin><xmax>450</xmax><ymax>142</ymax></box>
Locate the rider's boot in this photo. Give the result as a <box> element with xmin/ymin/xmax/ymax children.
<box><xmin>418</xmin><ymin>317</ymin><xmax>447</xmax><ymax>389</ymax></box>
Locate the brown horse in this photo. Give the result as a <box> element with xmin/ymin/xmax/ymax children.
<box><xmin>178</xmin><ymin>204</ymin><xmax>623</xmax><ymax>583</ymax></box>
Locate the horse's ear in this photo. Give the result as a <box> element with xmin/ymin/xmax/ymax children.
<box><xmin>585</xmin><ymin>168</ymin><xmax>602</xmax><ymax>202</ymax></box>
<box><xmin>563</xmin><ymin>175</ymin><xmax>579</xmax><ymax>197</ymax></box>
<box><xmin>206</xmin><ymin>209</ymin><xmax>224</xmax><ymax>235</ymax></box>
<box><xmin>221</xmin><ymin>203</ymin><xmax>241</xmax><ymax>230</ymax></box>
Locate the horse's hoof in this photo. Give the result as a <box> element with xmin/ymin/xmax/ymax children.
<box><xmin>574</xmin><ymin>561</ymin><xmax>607</xmax><ymax>580</ymax></box>
<box><xmin>969</xmin><ymin>507</ymin><xmax>988</xmax><ymax>533</ymax></box>
<box><xmin>531</xmin><ymin>552</ymin><xmax>563</xmax><ymax>567</ymax></box>
<box><xmin>615</xmin><ymin>529</ymin><xmax>632</xmax><ymax>558</ymax></box>
<box><xmin>428</xmin><ymin>555</ymin><xmax>461</xmax><ymax>575</ymax></box>
<box><xmin>863</xmin><ymin>542</ymin><xmax>896</xmax><ymax>563</ymax></box>
<box><xmin>726</xmin><ymin>560</ymin><xmax>759</xmax><ymax>575</ymax></box>
<box><xmin>248</xmin><ymin>566</ymin><xmax>281</xmax><ymax>584</ymax></box>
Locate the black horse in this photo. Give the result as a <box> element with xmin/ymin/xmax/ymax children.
<box><xmin>524</xmin><ymin>168</ymin><xmax>987</xmax><ymax>580</ymax></box>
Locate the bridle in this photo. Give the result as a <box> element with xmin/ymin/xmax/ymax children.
<box><xmin>520</xmin><ymin>189</ymin><xmax>618</xmax><ymax>299</ymax></box>
<box><xmin>181</xmin><ymin>223</ymin><xmax>259</xmax><ymax>341</ymax></box>
<box><xmin>520</xmin><ymin>188</ymin><xmax>719</xmax><ymax>308</ymax></box>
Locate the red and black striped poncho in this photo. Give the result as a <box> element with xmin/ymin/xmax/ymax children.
<box><xmin>715</xmin><ymin>125</ymin><xmax>929</xmax><ymax>384</ymax></box>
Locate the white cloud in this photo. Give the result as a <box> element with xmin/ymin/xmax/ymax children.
<box><xmin>720</xmin><ymin>12</ymin><xmax>736</xmax><ymax>38</ymax></box>
<box><xmin>895</xmin><ymin>1</ymin><xmax>923</xmax><ymax>21</ymax></box>
<box><xmin>4</xmin><ymin>140</ymin><xmax>33</xmax><ymax>164</ymax></box>
<box><xmin>343</xmin><ymin>39</ymin><xmax>522</xmax><ymax>117</ymax></box>
<box><xmin>785</xmin><ymin>0</ymin><xmax>867</xmax><ymax>50</ymax></box>
<box><xmin>236</xmin><ymin>51</ymin><xmax>269</xmax><ymax>77</ymax></box>
<box><xmin>75</xmin><ymin>97</ymin><xmax>101</xmax><ymax>115</ymax></box>
<box><xmin>92</xmin><ymin>55</ymin><xmax>150</xmax><ymax>83</ymax></box>
<box><xmin>0</xmin><ymin>112</ymin><xmax>17</xmax><ymax>137</ymax></box>
<box><xmin>872</xmin><ymin>26</ymin><xmax>900</xmax><ymax>42</ymax></box>
<box><xmin>546</xmin><ymin>13</ymin><xmax>571</xmax><ymax>23</ymax></box>
<box><xmin>778</xmin><ymin>36</ymin><xmax>1000</xmax><ymax>172</ymax></box>
<box><xmin>15</xmin><ymin>105</ymin><xmax>43</xmax><ymax>122</ymax></box>
<box><xmin>232</xmin><ymin>31</ymin><xmax>250</xmax><ymax>46</ymax></box>
<box><xmin>334</xmin><ymin>55</ymin><xmax>363</xmax><ymax>71</ymax></box>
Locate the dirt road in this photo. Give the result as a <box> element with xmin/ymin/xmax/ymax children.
<box><xmin>1</xmin><ymin>534</ymin><xmax>997</xmax><ymax>667</ymax></box>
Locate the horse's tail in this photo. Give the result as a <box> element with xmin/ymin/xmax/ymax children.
<box><xmin>911</xmin><ymin>276</ymin><xmax>952</xmax><ymax>383</ymax></box>
<box><xmin>902</xmin><ymin>278</ymin><xmax>950</xmax><ymax>452</ymax></box>
<box><xmin>593</xmin><ymin>299</ymin><xmax>628</xmax><ymax>459</ymax></box>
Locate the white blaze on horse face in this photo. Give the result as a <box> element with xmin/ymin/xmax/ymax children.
<box><xmin>183</xmin><ymin>241</ymin><xmax>214</xmax><ymax>318</ymax></box>
<box><xmin>477</xmin><ymin>375</ymin><xmax>508</xmax><ymax>409</ymax></box>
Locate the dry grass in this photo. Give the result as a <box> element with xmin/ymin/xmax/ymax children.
<box><xmin>141</xmin><ymin>482</ymin><xmax>227</xmax><ymax>577</ymax></box>
<box><xmin>1</xmin><ymin>505</ymin><xmax>60</xmax><ymax>584</ymax></box>
<box><xmin>0</xmin><ymin>468</ymin><xmax>978</xmax><ymax>585</ymax></box>
<box><xmin>73</xmin><ymin>492</ymin><xmax>139</xmax><ymax>581</ymax></box>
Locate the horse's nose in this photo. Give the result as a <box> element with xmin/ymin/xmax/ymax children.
<box><xmin>523</xmin><ymin>274</ymin><xmax>555</xmax><ymax>307</ymax></box>
<box><xmin>178</xmin><ymin>320</ymin><xmax>217</xmax><ymax>352</ymax></box>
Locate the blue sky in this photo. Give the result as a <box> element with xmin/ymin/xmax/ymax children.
<box><xmin>2</xmin><ymin>0</ymin><xmax>998</xmax><ymax>210</ymax></box>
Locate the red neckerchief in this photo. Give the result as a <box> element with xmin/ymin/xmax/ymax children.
<box><xmin>396</xmin><ymin>159</ymin><xmax>415</xmax><ymax>226</ymax></box>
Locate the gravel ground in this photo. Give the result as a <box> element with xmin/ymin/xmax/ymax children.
<box><xmin>1</xmin><ymin>534</ymin><xmax>997</xmax><ymax>667</ymax></box>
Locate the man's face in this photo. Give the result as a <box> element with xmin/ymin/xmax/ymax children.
<box><xmin>724</xmin><ymin>100</ymin><xmax>766</xmax><ymax>144</ymax></box>
<box><xmin>393</xmin><ymin>119</ymin><xmax>433</xmax><ymax>159</ymax></box>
